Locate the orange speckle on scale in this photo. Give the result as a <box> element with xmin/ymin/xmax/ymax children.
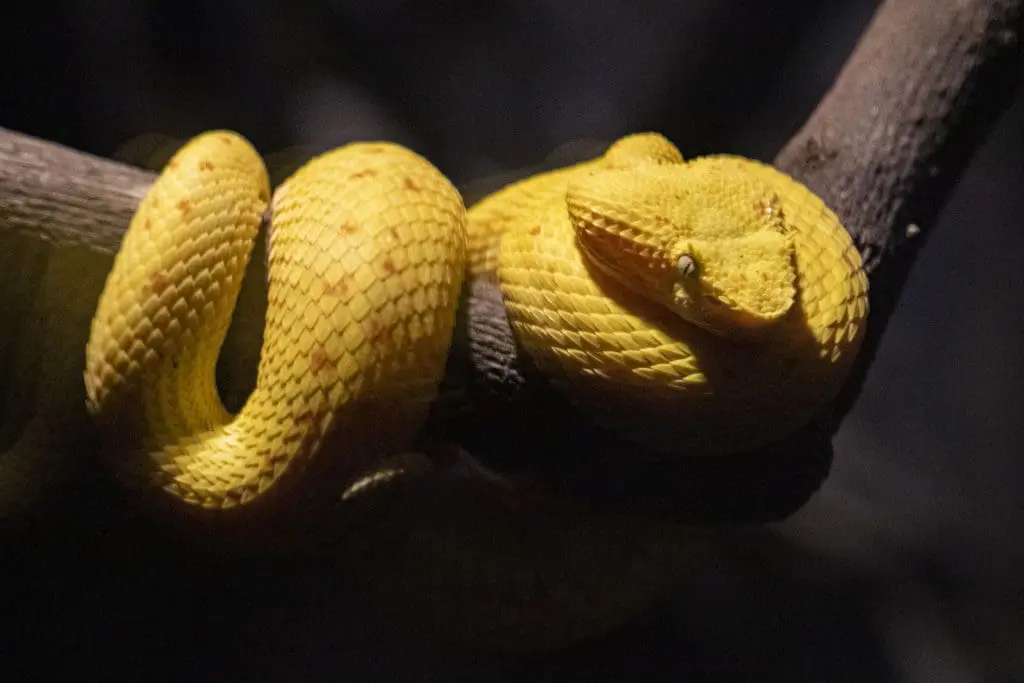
<box><xmin>323</xmin><ymin>278</ymin><xmax>350</xmax><ymax>297</ymax></box>
<box><xmin>350</xmin><ymin>169</ymin><xmax>377</xmax><ymax>180</ymax></box>
<box><xmin>364</xmin><ymin>317</ymin><xmax>382</xmax><ymax>340</ymax></box>
<box><xmin>177</xmin><ymin>199</ymin><xmax>193</xmax><ymax>215</ymax></box>
<box><xmin>198</xmin><ymin>160</ymin><xmax>215</xmax><ymax>171</ymax></box>
<box><xmin>148</xmin><ymin>272</ymin><xmax>169</xmax><ymax>295</ymax></box>
<box><xmin>403</xmin><ymin>177</ymin><xmax>421</xmax><ymax>192</ymax></box>
<box><xmin>309</xmin><ymin>346</ymin><xmax>330</xmax><ymax>374</ymax></box>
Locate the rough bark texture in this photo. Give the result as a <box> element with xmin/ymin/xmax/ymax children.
<box><xmin>1</xmin><ymin>0</ymin><xmax>1022</xmax><ymax>653</ymax></box>
<box><xmin>0</xmin><ymin>132</ymin><xmax>152</xmax><ymax>254</ymax></box>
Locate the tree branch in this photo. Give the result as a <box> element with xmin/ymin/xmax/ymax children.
<box><xmin>1</xmin><ymin>0</ymin><xmax>1021</xmax><ymax>652</ymax></box>
<box><xmin>0</xmin><ymin>132</ymin><xmax>152</xmax><ymax>254</ymax></box>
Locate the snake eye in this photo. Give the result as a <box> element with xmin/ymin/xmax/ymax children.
<box><xmin>677</xmin><ymin>253</ymin><xmax>699</xmax><ymax>280</ymax></box>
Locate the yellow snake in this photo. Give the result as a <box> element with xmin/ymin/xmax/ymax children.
<box><xmin>84</xmin><ymin>131</ymin><xmax>466</xmax><ymax>520</ymax></box>
<box><xmin>84</xmin><ymin>130</ymin><xmax>867</xmax><ymax>522</ymax></box>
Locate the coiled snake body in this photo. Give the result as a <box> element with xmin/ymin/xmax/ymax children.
<box><xmin>84</xmin><ymin>131</ymin><xmax>867</xmax><ymax>521</ymax></box>
<box><xmin>85</xmin><ymin>132</ymin><xmax>467</xmax><ymax>519</ymax></box>
<box><xmin>469</xmin><ymin>133</ymin><xmax>868</xmax><ymax>455</ymax></box>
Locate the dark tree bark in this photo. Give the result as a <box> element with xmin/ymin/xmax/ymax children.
<box><xmin>1</xmin><ymin>0</ymin><xmax>1021</xmax><ymax>653</ymax></box>
<box><xmin>0</xmin><ymin>132</ymin><xmax>151</xmax><ymax>253</ymax></box>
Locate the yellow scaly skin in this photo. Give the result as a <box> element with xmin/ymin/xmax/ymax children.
<box><xmin>469</xmin><ymin>133</ymin><xmax>869</xmax><ymax>456</ymax></box>
<box><xmin>86</xmin><ymin>128</ymin><xmax>863</xmax><ymax>527</ymax></box>
<box><xmin>84</xmin><ymin>131</ymin><xmax>466</xmax><ymax>521</ymax></box>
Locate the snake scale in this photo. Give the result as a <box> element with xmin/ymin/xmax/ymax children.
<box><xmin>84</xmin><ymin>130</ymin><xmax>867</xmax><ymax>527</ymax></box>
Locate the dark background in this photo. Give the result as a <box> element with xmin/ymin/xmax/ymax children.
<box><xmin>3</xmin><ymin>1</ymin><xmax>1023</xmax><ymax>681</ymax></box>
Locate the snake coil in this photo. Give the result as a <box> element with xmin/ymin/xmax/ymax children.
<box><xmin>85</xmin><ymin>130</ymin><xmax>867</xmax><ymax>526</ymax></box>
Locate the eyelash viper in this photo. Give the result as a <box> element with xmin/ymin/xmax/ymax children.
<box><xmin>83</xmin><ymin>130</ymin><xmax>868</xmax><ymax>524</ymax></box>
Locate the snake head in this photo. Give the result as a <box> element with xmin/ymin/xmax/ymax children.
<box><xmin>567</xmin><ymin>155</ymin><xmax>797</xmax><ymax>341</ymax></box>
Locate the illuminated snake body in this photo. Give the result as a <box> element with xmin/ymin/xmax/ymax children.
<box><xmin>84</xmin><ymin>130</ymin><xmax>866</xmax><ymax>522</ymax></box>
<box><xmin>84</xmin><ymin>132</ymin><xmax>466</xmax><ymax>517</ymax></box>
<box><xmin>468</xmin><ymin>133</ymin><xmax>868</xmax><ymax>455</ymax></box>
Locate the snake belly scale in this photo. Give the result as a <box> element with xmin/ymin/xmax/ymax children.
<box><xmin>84</xmin><ymin>131</ymin><xmax>466</xmax><ymax>519</ymax></box>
